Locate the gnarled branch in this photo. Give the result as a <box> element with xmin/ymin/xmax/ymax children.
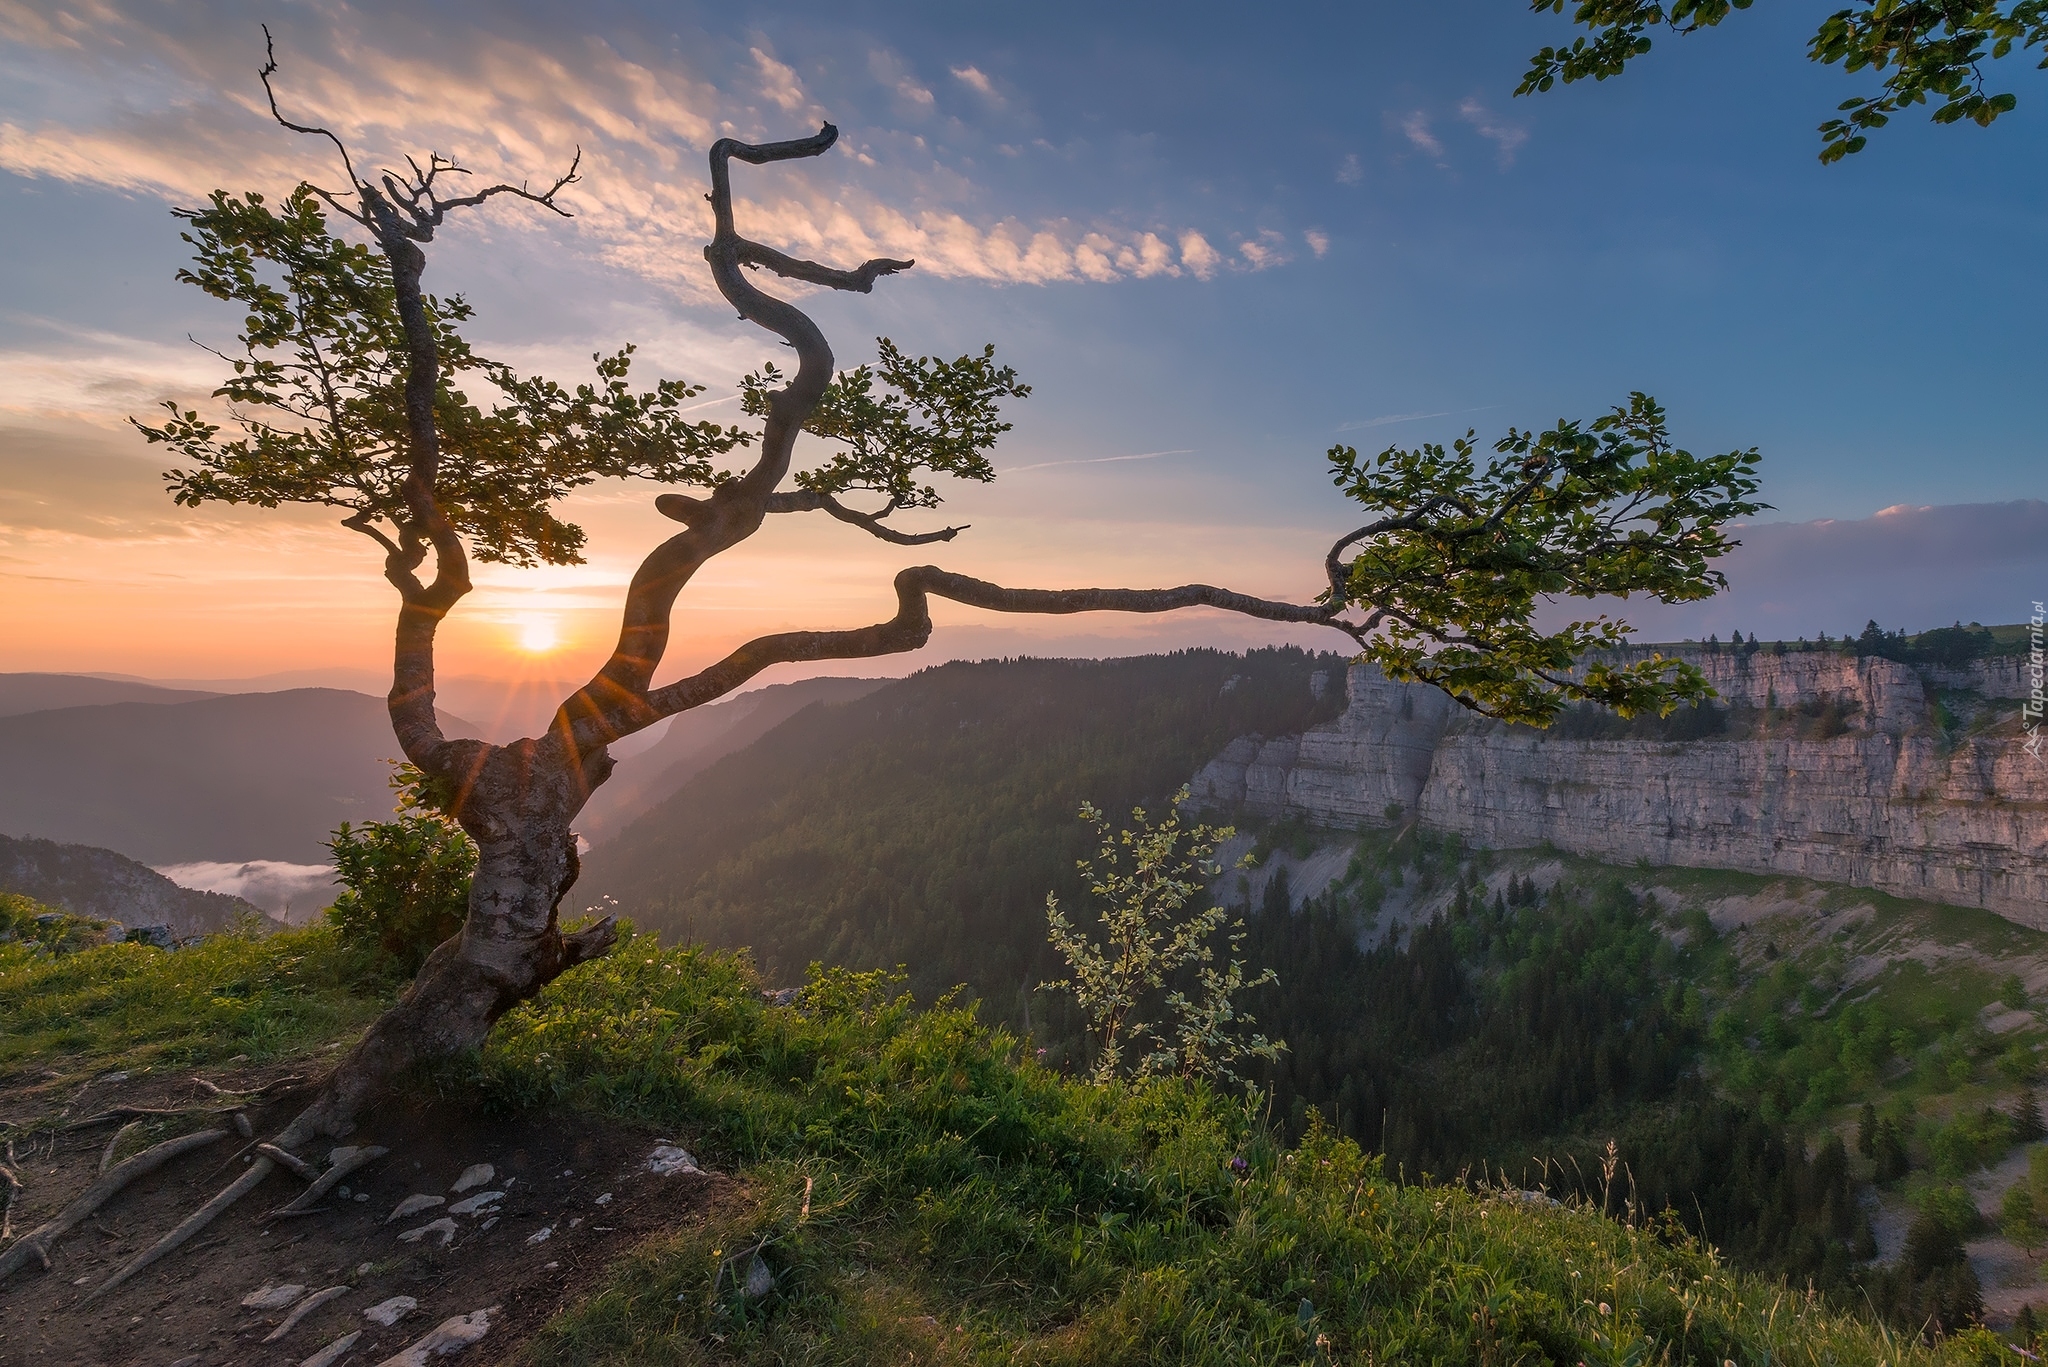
<box><xmin>639</xmin><ymin>566</ymin><xmax>1359</xmax><ymax>722</ymax></box>
<box><xmin>561</xmin><ymin>125</ymin><xmax>919</xmax><ymax>747</ymax></box>
<box><xmin>762</xmin><ymin>490</ymin><xmax>965</xmax><ymax>544</ymax></box>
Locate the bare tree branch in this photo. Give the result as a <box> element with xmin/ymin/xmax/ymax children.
<box><xmin>258</xmin><ymin>26</ymin><xmax>366</xmax><ymax>228</ymax></box>
<box><xmin>561</xmin><ymin>124</ymin><xmax>920</xmax><ymax>744</ymax></box>
<box><xmin>632</xmin><ymin>566</ymin><xmax>1359</xmax><ymax>727</ymax></box>
<box><xmin>761</xmin><ymin>489</ymin><xmax>966</xmax><ymax>544</ymax></box>
<box><xmin>736</xmin><ymin>239</ymin><xmax>913</xmax><ymax>294</ymax></box>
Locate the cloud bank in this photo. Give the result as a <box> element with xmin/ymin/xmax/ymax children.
<box><xmin>1548</xmin><ymin>500</ymin><xmax>2048</xmax><ymax>641</ymax></box>
<box><xmin>0</xmin><ymin>0</ymin><xmax>1292</xmax><ymax>296</ymax></box>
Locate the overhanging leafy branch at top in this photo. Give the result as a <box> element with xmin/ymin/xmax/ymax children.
<box><xmin>1520</xmin><ymin>0</ymin><xmax>2048</xmax><ymax>161</ymax></box>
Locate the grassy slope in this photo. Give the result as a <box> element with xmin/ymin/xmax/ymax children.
<box><xmin>0</xmin><ymin>922</ymin><xmax>393</xmax><ymax>1083</ymax></box>
<box><xmin>0</xmin><ymin>921</ymin><xmax>1997</xmax><ymax>1364</ymax></box>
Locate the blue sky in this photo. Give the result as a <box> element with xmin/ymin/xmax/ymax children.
<box><xmin>1</xmin><ymin>0</ymin><xmax>2043</xmax><ymax>681</ymax></box>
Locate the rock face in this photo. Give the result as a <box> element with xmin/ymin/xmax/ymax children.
<box><xmin>0</xmin><ymin>832</ymin><xmax>268</xmax><ymax>936</ymax></box>
<box><xmin>1190</xmin><ymin>650</ymin><xmax>2048</xmax><ymax>927</ymax></box>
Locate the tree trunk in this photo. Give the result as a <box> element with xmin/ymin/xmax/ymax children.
<box><xmin>277</xmin><ymin>739</ymin><xmax>614</xmax><ymax>1149</ymax></box>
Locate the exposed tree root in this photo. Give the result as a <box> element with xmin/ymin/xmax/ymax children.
<box><xmin>83</xmin><ymin>1153</ymin><xmax>275</xmax><ymax>1302</ymax></box>
<box><xmin>263</xmin><ymin>1283</ymin><xmax>351</xmax><ymax>1342</ymax></box>
<box><xmin>0</xmin><ymin>1128</ymin><xmax>227</xmax><ymax>1285</ymax></box>
<box><xmin>62</xmin><ymin>1105</ymin><xmax>228</xmax><ymax>1132</ymax></box>
<box><xmin>270</xmin><ymin>1145</ymin><xmax>389</xmax><ymax>1218</ymax></box>
<box><xmin>300</xmin><ymin>1329</ymin><xmax>361</xmax><ymax>1367</ymax></box>
<box><xmin>98</xmin><ymin>1120</ymin><xmax>140</xmax><ymax>1176</ymax></box>
<box><xmin>0</xmin><ymin>1153</ymin><xmax>19</xmax><ymax>1243</ymax></box>
<box><xmin>193</xmin><ymin>1072</ymin><xmax>303</xmax><ymax>1098</ymax></box>
<box><xmin>257</xmin><ymin>1142</ymin><xmax>318</xmax><ymax>1180</ymax></box>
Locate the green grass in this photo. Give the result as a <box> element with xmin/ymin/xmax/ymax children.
<box><xmin>0</xmin><ymin>921</ymin><xmax>393</xmax><ymax>1083</ymax></box>
<box><xmin>0</xmin><ymin>911</ymin><xmax>2018</xmax><ymax>1361</ymax></box>
<box><xmin>476</xmin><ymin>935</ymin><xmax>1995</xmax><ymax>1365</ymax></box>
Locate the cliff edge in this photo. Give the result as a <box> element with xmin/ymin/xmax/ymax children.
<box><xmin>1191</xmin><ymin>648</ymin><xmax>2048</xmax><ymax>925</ymax></box>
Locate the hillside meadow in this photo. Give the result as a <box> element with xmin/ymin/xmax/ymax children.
<box><xmin>0</xmin><ymin>909</ymin><xmax>2010</xmax><ymax>1365</ymax></box>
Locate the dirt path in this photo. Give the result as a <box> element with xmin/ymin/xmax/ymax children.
<box><xmin>0</xmin><ymin>1065</ymin><xmax>721</xmax><ymax>1366</ymax></box>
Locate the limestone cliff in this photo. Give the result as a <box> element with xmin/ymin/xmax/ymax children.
<box><xmin>1190</xmin><ymin>649</ymin><xmax>2048</xmax><ymax>927</ymax></box>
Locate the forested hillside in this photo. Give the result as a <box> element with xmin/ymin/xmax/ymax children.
<box><xmin>576</xmin><ymin>676</ymin><xmax>889</xmax><ymax>842</ymax></box>
<box><xmin>584</xmin><ymin>649</ymin><xmax>1348</xmax><ymax>1006</ymax></box>
<box><xmin>585</xmin><ymin>650</ymin><xmax>2048</xmax><ymax>1334</ymax></box>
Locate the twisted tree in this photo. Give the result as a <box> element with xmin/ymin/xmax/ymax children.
<box><xmin>93</xmin><ymin>44</ymin><xmax>1760</xmax><ymax>1293</ymax></box>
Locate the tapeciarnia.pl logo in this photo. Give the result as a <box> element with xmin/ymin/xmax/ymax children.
<box><xmin>2026</xmin><ymin>600</ymin><xmax>2044</xmax><ymax>759</ymax></box>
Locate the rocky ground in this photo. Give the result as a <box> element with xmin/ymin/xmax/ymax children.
<box><xmin>0</xmin><ymin>1063</ymin><xmax>722</xmax><ymax>1366</ymax></box>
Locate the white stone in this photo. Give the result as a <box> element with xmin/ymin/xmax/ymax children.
<box><xmin>743</xmin><ymin>1254</ymin><xmax>773</xmax><ymax>1299</ymax></box>
<box><xmin>525</xmin><ymin>1225</ymin><xmax>553</xmax><ymax>1245</ymax></box>
<box><xmin>594</xmin><ymin>1192</ymin><xmax>612</xmax><ymax>1206</ymax></box>
<box><xmin>450</xmin><ymin>1163</ymin><xmax>494</xmax><ymax>1193</ymax></box>
<box><xmin>646</xmin><ymin>1145</ymin><xmax>701</xmax><ymax>1177</ymax></box>
<box><xmin>397</xmin><ymin>1217</ymin><xmax>459</xmax><ymax>1247</ymax></box>
<box><xmin>386</xmin><ymin>1194</ymin><xmax>445</xmax><ymax>1224</ymax></box>
<box><xmin>447</xmin><ymin>1191</ymin><xmax>503</xmax><ymax>1216</ymax></box>
<box><xmin>371</xmin><ymin>1306</ymin><xmax>498</xmax><ymax>1367</ymax></box>
<box><xmin>363</xmin><ymin>1295</ymin><xmax>418</xmax><ymax>1327</ymax></box>
<box><xmin>242</xmin><ymin>1283</ymin><xmax>308</xmax><ymax>1310</ymax></box>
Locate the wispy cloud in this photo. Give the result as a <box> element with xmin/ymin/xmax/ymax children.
<box><xmin>1399</xmin><ymin>112</ymin><xmax>1444</xmax><ymax>161</ymax></box>
<box><xmin>1334</xmin><ymin>404</ymin><xmax>1501</xmax><ymax>434</ymax></box>
<box><xmin>1304</xmin><ymin>229</ymin><xmax>1330</xmax><ymax>258</ymax></box>
<box><xmin>1335</xmin><ymin>153</ymin><xmax>1362</xmax><ymax>185</ymax></box>
<box><xmin>951</xmin><ymin>65</ymin><xmax>999</xmax><ymax>102</ymax></box>
<box><xmin>1238</xmin><ymin>229</ymin><xmax>1290</xmax><ymax>270</ymax></box>
<box><xmin>1178</xmin><ymin>231</ymin><xmax>1222</xmax><ymax>279</ymax></box>
<box><xmin>869</xmin><ymin>49</ymin><xmax>934</xmax><ymax>110</ymax></box>
<box><xmin>751</xmin><ymin>46</ymin><xmax>808</xmax><ymax>114</ymax></box>
<box><xmin>0</xmin><ymin>317</ymin><xmax>222</xmax><ymax>425</ymax></box>
<box><xmin>0</xmin><ymin>2</ymin><xmax>1276</xmax><ymax>296</ymax></box>
<box><xmin>1336</xmin><ymin>410</ymin><xmax>1452</xmax><ymax>432</ymax></box>
<box><xmin>1005</xmin><ymin>449</ymin><xmax>1193</xmax><ymax>475</ymax></box>
<box><xmin>1458</xmin><ymin>98</ymin><xmax>1529</xmax><ymax>169</ymax></box>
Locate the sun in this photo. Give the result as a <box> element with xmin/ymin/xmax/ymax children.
<box><xmin>515</xmin><ymin>616</ymin><xmax>559</xmax><ymax>654</ymax></box>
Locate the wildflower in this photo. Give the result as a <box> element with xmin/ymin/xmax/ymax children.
<box><xmin>1229</xmin><ymin>1156</ymin><xmax>1250</xmax><ymax>1177</ymax></box>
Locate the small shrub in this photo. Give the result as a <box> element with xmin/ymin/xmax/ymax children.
<box><xmin>2002</xmin><ymin>1184</ymin><xmax>2043</xmax><ymax>1254</ymax></box>
<box><xmin>0</xmin><ymin>892</ymin><xmax>117</xmax><ymax>955</ymax></box>
<box><xmin>1044</xmin><ymin>787</ymin><xmax>1281</xmax><ymax>1085</ymax></box>
<box><xmin>325</xmin><ymin>764</ymin><xmax>475</xmax><ymax>974</ymax></box>
<box><xmin>2002</xmin><ymin>975</ymin><xmax>2030</xmax><ymax>1011</ymax></box>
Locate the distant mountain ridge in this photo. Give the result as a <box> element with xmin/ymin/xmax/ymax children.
<box><xmin>0</xmin><ymin>832</ymin><xmax>268</xmax><ymax>937</ymax></box>
<box><xmin>0</xmin><ymin>674</ymin><xmax>220</xmax><ymax>718</ymax></box>
<box><xmin>0</xmin><ymin>687</ymin><xmax>483</xmax><ymax>864</ymax></box>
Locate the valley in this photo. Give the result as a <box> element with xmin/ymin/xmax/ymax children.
<box><xmin>4</xmin><ymin>638</ymin><xmax>2044</xmax><ymax>1351</ymax></box>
